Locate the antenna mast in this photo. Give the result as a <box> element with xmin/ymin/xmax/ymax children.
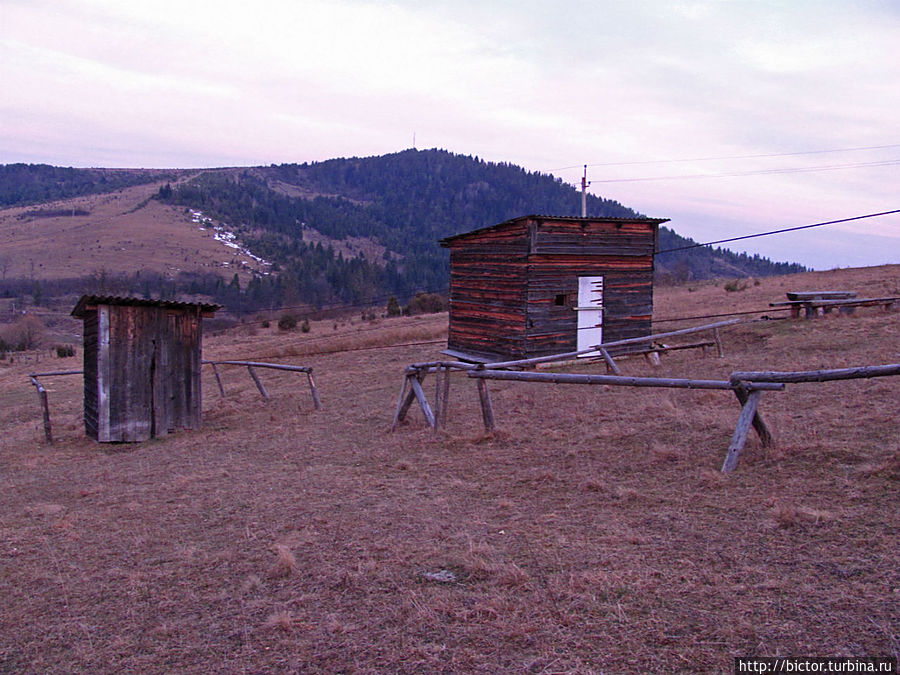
<box><xmin>581</xmin><ymin>164</ymin><xmax>590</xmax><ymax>217</ymax></box>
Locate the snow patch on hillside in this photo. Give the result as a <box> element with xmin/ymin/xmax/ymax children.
<box><xmin>189</xmin><ymin>209</ymin><xmax>272</xmax><ymax>274</ymax></box>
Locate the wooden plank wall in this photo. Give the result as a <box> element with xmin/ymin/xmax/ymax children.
<box><xmin>107</xmin><ymin>305</ymin><xmax>158</xmax><ymax>442</ymax></box>
<box><xmin>446</xmin><ymin>222</ymin><xmax>530</xmax><ymax>360</ymax></box>
<box><xmin>163</xmin><ymin>308</ymin><xmax>202</xmax><ymax>434</ymax></box>
<box><xmin>82</xmin><ymin>310</ymin><xmax>99</xmax><ymax>440</ymax></box>
<box><xmin>444</xmin><ymin>218</ymin><xmax>657</xmax><ymax>361</ymax></box>
<box><xmin>529</xmin><ymin>219</ymin><xmax>657</xmax><ymax>257</ymax></box>
<box><xmin>525</xmin><ymin>219</ymin><xmax>655</xmax><ymax>357</ymax></box>
<box><xmin>84</xmin><ymin>304</ymin><xmax>204</xmax><ymax>442</ymax></box>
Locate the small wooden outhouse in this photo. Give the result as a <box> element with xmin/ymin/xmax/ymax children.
<box><xmin>440</xmin><ymin>214</ymin><xmax>668</xmax><ymax>362</ymax></box>
<box><xmin>71</xmin><ymin>295</ymin><xmax>219</xmax><ymax>442</ymax></box>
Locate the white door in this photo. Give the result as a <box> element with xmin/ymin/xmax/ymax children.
<box><xmin>576</xmin><ymin>276</ymin><xmax>604</xmax><ymax>357</ymax></box>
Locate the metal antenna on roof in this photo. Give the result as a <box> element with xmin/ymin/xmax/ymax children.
<box><xmin>581</xmin><ymin>165</ymin><xmax>591</xmax><ymax>217</ymax></box>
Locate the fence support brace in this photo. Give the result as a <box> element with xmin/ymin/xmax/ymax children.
<box><xmin>203</xmin><ymin>360</ymin><xmax>323</xmax><ymax>410</ymax></box>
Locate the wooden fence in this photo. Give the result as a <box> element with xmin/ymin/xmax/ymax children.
<box><xmin>203</xmin><ymin>360</ymin><xmax>322</xmax><ymax>410</ymax></box>
<box><xmin>27</xmin><ymin>360</ymin><xmax>322</xmax><ymax>444</ymax></box>
<box><xmin>392</xmin><ymin>319</ymin><xmax>900</xmax><ymax>473</ymax></box>
<box><xmin>391</xmin><ymin>319</ymin><xmax>738</xmax><ymax>434</ymax></box>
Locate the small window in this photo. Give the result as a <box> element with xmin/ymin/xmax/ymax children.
<box><xmin>554</xmin><ymin>293</ymin><xmax>567</xmax><ymax>306</ymax></box>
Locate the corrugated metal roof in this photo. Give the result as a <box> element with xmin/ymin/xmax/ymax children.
<box><xmin>439</xmin><ymin>214</ymin><xmax>669</xmax><ymax>246</ymax></box>
<box><xmin>71</xmin><ymin>295</ymin><xmax>221</xmax><ymax>318</ymax></box>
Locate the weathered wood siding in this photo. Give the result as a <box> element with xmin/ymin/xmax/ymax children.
<box><xmin>525</xmin><ymin>259</ymin><xmax>653</xmax><ymax>357</ymax></box>
<box><xmin>442</xmin><ymin>216</ymin><xmax>662</xmax><ymax>361</ymax></box>
<box><xmin>82</xmin><ymin>310</ymin><xmax>99</xmax><ymax>439</ymax></box>
<box><xmin>81</xmin><ymin>303</ymin><xmax>204</xmax><ymax>442</ymax></box>
<box><xmin>445</xmin><ymin>221</ymin><xmax>529</xmax><ymax>360</ymax></box>
<box><xmin>525</xmin><ymin>218</ymin><xmax>656</xmax><ymax>357</ymax></box>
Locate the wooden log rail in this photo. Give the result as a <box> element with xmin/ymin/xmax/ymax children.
<box><xmin>720</xmin><ymin>363</ymin><xmax>900</xmax><ymax>472</ymax></box>
<box><xmin>202</xmin><ymin>360</ymin><xmax>323</xmax><ymax>410</ymax></box>
<box><xmin>482</xmin><ymin>318</ymin><xmax>739</xmax><ymax>372</ymax></box>
<box><xmin>457</xmin><ymin>363</ymin><xmax>900</xmax><ymax>474</ymax></box>
<box><xmin>27</xmin><ymin>370</ymin><xmax>84</xmax><ymax>444</ymax></box>
<box><xmin>467</xmin><ymin>370</ymin><xmax>783</xmax><ymax>391</ymax></box>
<box><xmin>730</xmin><ymin>364</ymin><xmax>900</xmax><ymax>385</ymax></box>
<box><xmin>392</xmin><ymin>320</ymin><xmax>742</xmax><ymax>435</ymax></box>
<box><xmin>468</xmin><ymin>369</ymin><xmax>783</xmax><ymax>474</ymax></box>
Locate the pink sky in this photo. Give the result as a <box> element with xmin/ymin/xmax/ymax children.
<box><xmin>2</xmin><ymin>0</ymin><xmax>898</xmax><ymax>269</ymax></box>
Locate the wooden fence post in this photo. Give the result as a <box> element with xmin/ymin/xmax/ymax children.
<box><xmin>722</xmin><ymin>390</ymin><xmax>763</xmax><ymax>473</ymax></box>
<box><xmin>476</xmin><ymin>378</ymin><xmax>495</xmax><ymax>432</ymax></box>
<box><xmin>732</xmin><ymin>382</ymin><xmax>774</xmax><ymax>448</ymax></box>
<box><xmin>30</xmin><ymin>377</ymin><xmax>53</xmax><ymax>444</ymax></box>
<box><xmin>713</xmin><ymin>327</ymin><xmax>725</xmax><ymax>358</ymax></box>
<box><xmin>391</xmin><ymin>374</ymin><xmax>412</xmax><ymax>431</ymax></box>
<box><xmin>599</xmin><ymin>347</ymin><xmax>622</xmax><ymax>375</ymax></box>
<box><xmin>306</xmin><ymin>372</ymin><xmax>323</xmax><ymax>410</ymax></box>
<box><xmin>441</xmin><ymin>365</ymin><xmax>451</xmax><ymax>429</ymax></box>
<box><xmin>433</xmin><ymin>366</ymin><xmax>444</xmax><ymax>433</ymax></box>
<box><xmin>409</xmin><ymin>372</ymin><xmax>436</xmax><ymax>428</ymax></box>
<box><xmin>211</xmin><ymin>362</ymin><xmax>226</xmax><ymax>397</ymax></box>
<box><xmin>247</xmin><ymin>365</ymin><xmax>269</xmax><ymax>399</ymax></box>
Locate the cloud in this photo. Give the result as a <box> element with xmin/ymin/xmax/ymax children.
<box><xmin>1</xmin><ymin>0</ymin><xmax>898</xmax><ymax>267</ymax></box>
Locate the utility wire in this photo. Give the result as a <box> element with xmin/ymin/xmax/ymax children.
<box><xmin>589</xmin><ymin>158</ymin><xmax>900</xmax><ymax>184</ymax></box>
<box><xmin>656</xmin><ymin>209</ymin><xmax>900</xmax><ymax>255</ymax></box>
<box><xmin>550</xmin><ymin>143</ymin><xmax>900</xmax><ymax>172</ymax></box>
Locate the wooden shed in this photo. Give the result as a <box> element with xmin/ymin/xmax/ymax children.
<box><xmin>439</xmin><ymin>214</ymin><xmax>668</xmax><ymax>362</ymax></box>
<box><xmin>71</xmin><ymin>295</ymin><xmax>219</xmax><ymax>442</ymax></box>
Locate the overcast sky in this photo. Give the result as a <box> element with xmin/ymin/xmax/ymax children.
<box><xmin>2</xmin><ymin>0</ymin><xmax>898</xmax><ymax>270</ymax></box>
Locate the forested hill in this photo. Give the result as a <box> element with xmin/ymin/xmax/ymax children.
<box><xmin>154</xmin><ymin>149</ymin><xmax>805</xmax><ymax>307</ymax></box>
<box><xmin>0</xmin><ymin>164</ymin><xmax>177</xmax><ymax>207</ymax></box>
<box><xmin>2</xmin><ymin>152</ymin><xmax>806</xmax><ymax>311</ymax></box>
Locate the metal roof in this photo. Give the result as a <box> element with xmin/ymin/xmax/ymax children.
<box><xmin>71</xmin><ymin>295</ymin><xmax>221</xmax><ymax>318</ymax></box>
<box><xmin>439</xmin><ymin>214</ymin><xmax>669</xmax><ymax>246</ymax></box>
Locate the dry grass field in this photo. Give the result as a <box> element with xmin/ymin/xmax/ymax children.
<box><xmin>0</xmin><ymin>181</ymin><xmax>267</xmax><ymax>283</ymax></box>
<box><xmin>1</xmin><ymin>266</ymin><xmax>898</xmax><ymax>674</ymax></box>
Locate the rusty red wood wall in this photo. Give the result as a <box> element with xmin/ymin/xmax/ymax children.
<box><xmin>442</xmin><ymin>216</ymin><xmax>664</xmax><ymax>361</ymax></box>
<box><xmin>446</xmin><ymin>220</ymin><xmax>530</xmax><ymax>359</ymax></box>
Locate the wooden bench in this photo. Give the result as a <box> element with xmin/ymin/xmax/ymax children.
<box><xmin>770</xmin><ymin>291</ymin><xmax>856</xmax><ymax>318</ymax></box>
<box><xmin>770</xmin><ymin>291</ymin><xmax>898</xmax><ymax>318</ymax></box>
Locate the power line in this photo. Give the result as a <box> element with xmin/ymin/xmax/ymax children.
<box><xmin>209</xmin><ymin>209</ymin><xmax>898</xmax><ymax>324</ymax></box>
<box><xmin>550</xmin><ymin>143</ymin><xmax>900</xmax><ymax>173</ymax></box>
<box><xmin>656</xmin><ymin>209</ymin><xmax>900</xmax><ymax>255</ymax></box>
<box><xmin>589</xmin><ymin>158</ymin><xmax>900</xmax><ymax>184</ymax></box>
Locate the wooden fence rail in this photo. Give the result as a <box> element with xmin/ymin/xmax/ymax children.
<box><xmin>482</xmin><ymin>319</ymin><xmax>739</xmax><ymax>371</ymax></box>
<box><xmin>466</xmin><ymin>363</ymin><xmax>900</xmax><ymax>474</ymax></box>
<box><xmin>26</xmin><ymin>359</ymin><xmax>323</xmax><ymax>444</ymax></box>
<box><xmin>720</xmin><ymin>363</ymin><xmax>900</xmax><ymax>472</ymax></box>
<box><xmin>467</xmin><ymin>370</ymin><xmax>783</xmax><ymax>391</ymax></box>
<box><xmin>468</xmin><ymin>369</ymin><xmax>783</xmax><ymax>474</ymax></box>
<box><xmin>393</xmin><ymin>319</ymin><xmax>744</xmax><ymax>433</ymax></box>
<box><xmin>730</xmin><ymin>363</ymin><xmax>900</xmax><ymax>384</ymax></box>
<box><xmin>394</xmin><ymin>327</ymin><xmax>899</xmax><ymax>474</ymax></box>
<box><xmin>202</xmin><ymin>360</ymin><xmax>323</xmax><ymax>410</ymax></box>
